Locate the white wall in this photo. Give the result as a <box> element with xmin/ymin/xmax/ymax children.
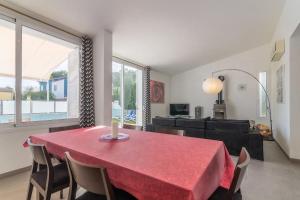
<box><xmin>290</xmin><ymin>29</ymin><xmax>300</xmax><ymax>159</ymax></box>
<box><xmin>0</xmin><ymin>128</ymin><xmax>39</xmax><ymax>175</ymax></box>
<box><xmin>171</xmin><ymin>44</ymin><xmax>271</xmax><ymax>123</ymax></box>
<box><xmin>136</xmin><ymin>69</ymin><xmax>143</xmax><ymax>125</ymax></box>
<box><xmin>52</xmin><ymin>79</ymin><xmax>65</xmax><ymax>99</ymax></box>
<box><xmin>150</xmin><ymin>70</ymin><xmax>171</xmax><ymax>118</ymax></box>
<box><xmin>93</xmin><ymin>30</ymin><xmax>113</xmax><ymax>126</ymax></box>
<box><xmin>0</xmin><ymin>120</ymin><xmax>78</xmax><ymax>175</ymax></box>
<box><xmin>270</xmin><ymin>0</ymin><xmax>300</xmax><ymax>158</ymax></box>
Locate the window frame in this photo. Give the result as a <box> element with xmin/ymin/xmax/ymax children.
<box><xmin>0</xmin><ymin>6</ymin><xmax>81</xmax><ymax>129</ymax></box>
<box><xmin>112</xmin><ymin>57</ymin><xmax>144</xmax><ymax>127</ymax></box>
<box><xmin>0</xmin><ymin>14</ymin><xmax>16</xmax><ymax>127</ymax></box>
<box><xmin>258</xmin><ymin>71</ymin><xmax>268</xmax><ymax>118</ymax></box>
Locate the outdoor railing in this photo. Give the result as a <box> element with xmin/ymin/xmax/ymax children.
<box><xmin>0</xmin><ymin>100</ymin><xmax>67</xmax><ymax>115</ymax></box>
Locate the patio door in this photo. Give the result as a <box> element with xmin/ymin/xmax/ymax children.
<box><xmin>112</xmin><ymin>60</ymin><xmax>143</xmax><ymax>126</ymax></box>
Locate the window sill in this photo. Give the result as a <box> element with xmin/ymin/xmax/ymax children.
<box><xmin>0</xmin><ymin>118</ymin><xmax>80</xmax><ymax>134</ymax></box>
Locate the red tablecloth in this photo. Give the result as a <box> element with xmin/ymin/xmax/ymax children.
<box><xmin>28</xmin><ymin>126</ymin><xmax>234</xmax><ymax>200</ymax></box>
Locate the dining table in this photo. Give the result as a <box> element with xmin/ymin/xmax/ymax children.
<box><xmin>27</xmin><ymin>126</ymin><xmax>235</xmax><ymax>200</ymax></box>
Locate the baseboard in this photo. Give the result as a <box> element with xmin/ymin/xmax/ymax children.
<box><xmin>273</xmin><ymin>139</ymin><xmax>300</xmax><ymax>162</ymax></box>
<box><xmin>273</xmin><ymin>138</ymin><xmax>290</xmax><ymax>158</ymax></box>
<box><xmin>290</xmin><ymin>158</ymin><xmax>300</xmax><ymax>163</ymax></box>
<box><xmin>0</xmin><ymin>166</ymin><xmax>31</xmax><ymax>179</ymax></box>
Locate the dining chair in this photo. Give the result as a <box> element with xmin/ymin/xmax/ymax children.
<box><xmin>49</xmin><ymin>124</ymin><xmax>81</xmax><ymax>198</ymax></box>
<box><xmin>209</xmin><ymin>147</ymin><xmax>250</xmax><ymax>200</ymax></box>
<box><xmin>26</xmin><ymin>139</ymin><xmax>70</xmax><ymax>200</ymax></box>
<box><xmin>122</xmin><ymin>124</ymin><xmax>143</xmax><ymax>131</ymax></box>
<box><xmin>49</xmin><ymin>124</ymin><xmax>81</xmax><ymax>133</ymax></box>
<box><xmin>65</xmin><ymin>152</ymin><xmax>137</xmax><ymax>200</ymax></box>
<box><xmin>155</xmin><ymin>127</ymin><xmax>185</xmax><ymax>136</ymax></box>
<box><xmin>49</xmin><ymin>124</ymin><xmax>81</xmax><ymax>163</ymax></box>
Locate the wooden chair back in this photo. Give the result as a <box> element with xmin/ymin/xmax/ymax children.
<box><xmin>65</xmin><ymin>152</ymin><xmax>116</xmax><ymax>200</ymax></box>
<box><xmin>27</xmin><ymin>138</ymin><xmax>52</xmax><ymax>166</ymax></box>
<box><xmin>155</xmin><ymin>127</ymin><xmax>185</xmax><ymax>136</ymax></box>
<box><xmin>228</xmin><ymin>147</ymin><xmax>250</xmax><ymax>196</ymax></box>
<box><xmin>49</xmin><ymin>125</ymin><xmax>81</xmax><ymax>133</ymax></box>
<box><xmin>122</xmin><ymin>124</ymin><xmax>143</xmax><ymax>131</ymax></box>
<box><xmin>49</xmin><ymin>125</ymin><xmax>80</xmax><ymax>163</ymax></box>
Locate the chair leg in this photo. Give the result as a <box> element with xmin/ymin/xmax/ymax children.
<box><xmin>38</xmin><ymin>192</ymin><xmax>44</xmax><ymax>200</ymax></box>
<box><xmin>26</xmin><ymin>182</ymin><xmax>33</xmax><ymax>200</ymax></box>
<box><xmin>44</xmin><ymin>192</ymin><xmax>51</xmax><ymax>200</ymax></box>
<box><xmin>60</xmin><ymin>190</ymin><xmax>63</xmax><ymax>199</ymax></box>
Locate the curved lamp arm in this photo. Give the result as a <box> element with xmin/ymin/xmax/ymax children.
<box><xmin>212</xmin><ymin>68</ymin><xmax>273</xmax><ymax>135</ymax></box>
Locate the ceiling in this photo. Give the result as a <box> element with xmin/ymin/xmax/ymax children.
<box><xmin>3</xmin><ymin>0</ymin><xmax>286</xmax><ymax>74</ymax></box>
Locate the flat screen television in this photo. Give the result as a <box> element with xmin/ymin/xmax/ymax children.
<box><xmin>170</xmin><ymin>104</ymin><xmax>190</xmax><ymax>116</ymax></box>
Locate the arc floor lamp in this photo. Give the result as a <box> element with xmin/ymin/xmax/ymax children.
<box><xmin>202</xmin><ymin>68</ymin><xmax>273</xmax><ymax>136</ymax></box>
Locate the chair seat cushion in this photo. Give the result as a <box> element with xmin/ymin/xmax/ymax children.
<box><xmin>76</xmin><ymin>192</ymin><xmax>107</xmax><ymax>200</ymax></box>
<box><xmin>76</xmin><ymin>188</ymin><xmax>137</xmax><ymax>200</ymax></box>
<box><xmin>31</xmin><ymin>163</ymin><xmax>69</xmax><ymax>191</ymax></box>
<box><xmin>209</xmin><ymin>187</ymin><xmax>242</xmax><ymax>200</ymax></box>
<box><xmin>115</xmin><ymin>188</ymin><xmax>137</xmax><ymax>200</ymax></box>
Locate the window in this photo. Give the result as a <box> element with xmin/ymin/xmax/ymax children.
<box><xmin>0</xmin><ymin>17</ymin><xmax>15</xmax><ymax>124</ymax></box>
<box><xmin>112</xmin><ymin>62</ymin><xmax>122</xmax><ymax>122</ymax></box>
<box><xmin>259</xmin><ymin>72</ymin><xmax>267</xmax><ymax>117</ymax></box>
<box><xmin>21</xmin><ymin>27</ymin><xmax>79</xmax><ymax>122</ymax></box>
<box><xmin>112</xmin><ymin>60</ymin><xmax>143</xmax><ymax>126</ymax></box>
<box><xmin>0</xmin><ymin>10</ymin><xmax>80</xmax><ymax>126</ymax></box>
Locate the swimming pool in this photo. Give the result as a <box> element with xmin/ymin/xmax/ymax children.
<box><xmin>0</xmin><ymin>113</ymin><xmax>67</xmax><ymax>123</ymax></box>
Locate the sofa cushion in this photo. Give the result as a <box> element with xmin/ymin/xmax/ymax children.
<box><xmin>176</xmin><ymin>119</ymin><xmax>205</xmax><ymax>129</ymax></box>
<box><xmin>185</xmin><ymin>128</ymin><xmax>205</xmax><ymax>138</ymax></box>
<box><xmin>205</xmin><ymin>130</ymin><xmax>246</xmax><ymax>155</ymax></box>
<box><xmin>206</xmin><ymin>121</ymin><xmax>249</xmax><ymax>133</ymax></box>
<box><xmin>31</xmin><ymin>163</ymin><xmax>69</xmax><ymax>190</ymax></box>
<box><xmin>152</xmin><ymin>117</ymin><xmax>176</xmax><ymax>126</ymax></box>
<box><xmin>210</xmin><ymin>119</ymin><xmax>250</xmax><ymax>127</ymax></box>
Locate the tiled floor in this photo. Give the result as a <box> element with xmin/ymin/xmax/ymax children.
<box><xmin>0</xmin><ymin>141</ymin><xmax>299</xmax><ymax>200</ymax></box>
<box><xmin>0</xmin><ymin>170</ymin><xmax>68</xmax><ymax>200</ymax></box>
<box><xmin>241</xmin><ymin>141</ymin><xmax>300</xmax><ymax>200</ymax></box>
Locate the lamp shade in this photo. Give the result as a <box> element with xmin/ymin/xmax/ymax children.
<box><xmin>202</xmin><ymin>77</ymin><xmax>223</xmax><ymax>94</ymax></box>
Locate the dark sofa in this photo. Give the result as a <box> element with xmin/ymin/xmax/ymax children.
<box><xmin>147</xmin><ymin>117</ymin><xmax>264</xmax><ymax>160</ymax></box>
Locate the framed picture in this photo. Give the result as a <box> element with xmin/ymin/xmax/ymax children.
<box><xmin>276</xmin><ymin>65</ymin><xmax>285</xmax><ymax>103</ymax></box>
<box><xmin>150</xmin><ymin>80</ymin><xmax>164</xmax><ymax>103</ymax></box>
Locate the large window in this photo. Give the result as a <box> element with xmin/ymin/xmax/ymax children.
<box><xmin>0</xmin><ymin>17</ymin><xmax>15</xmax><ymax>124</ymax></box>
<box><xmin>259</xmin><ymin>72</ymin><xmax>267</xmax><ymax>118</ymax></box>
<box><xmin>112</xmin><ymin>60</ymin><xmax>143</xmax><ymax>126</ymax></box>
<box><xmin>0</xmin><ymin>11</ymin><xmax>80</xmax><ymax>126</ymax></box>
<box><xmin>21</xmin><ymin>26</ymin><xmax>79</xmax><ymax>122</ymax></box>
